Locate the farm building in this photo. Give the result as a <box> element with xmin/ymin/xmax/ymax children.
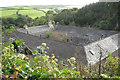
<box><xmin>5</xmin><ymin>25</ymin><xmax>119</xmax><ymax>66</ymax></box>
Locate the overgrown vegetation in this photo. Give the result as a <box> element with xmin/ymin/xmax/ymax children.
<box><xmin>1</xmin><ymin>39</ymin><xmax>120</xmax><ymax>79</ymax></box>
<box><xmin>1</xmin><ymin>28</ymin><xmax>120</xmax><ymax>79</ymax></box>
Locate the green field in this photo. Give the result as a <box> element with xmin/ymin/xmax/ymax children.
<box><xmin>1</xmin><ymin>9</ymin><xmax>46</xmax><ymax>19</ymax></box>
<box><xmin>2</xmin><ymin>10</ymin><xmax>18</xmax><ymax>18</ymax></box>
<box><xmin>19</xmin><ymin>10</ymin><xmax>45</xmax><ymax>19</ymax></box>
<box><xmin>1</xmin><ymin>5</ymin><xmax>65</xmax><ymax>19</ymax></box>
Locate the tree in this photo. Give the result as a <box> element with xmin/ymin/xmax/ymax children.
<box><xmin>53</xmin><ymin>9</ymin><xmax>75</xmax><ymax>25</ymax></box>
<box><xmin>33</xmin><ymin>16</ymin><xmax>47</xmax><ymax>26</ymax></box>
<box><xmin>15</xmin><ymin>16</ymin><xmax>29</xmax><ymax>28</ymax></box>
<box><xmin>46</xmin><ymin>10</ymin><xmax>54</xmax><ymax>21</ymax></box>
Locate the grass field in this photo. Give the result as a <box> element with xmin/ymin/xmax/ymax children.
<box><xmin>1</xmin><ymin>5</ymin><xmax>65</xmax><ymax>19</ymax></box>
<box><xmin>1</xmin><ymin>9</ymin><xmax>46</xmax><ymax>19</ymax></box>
<box><xmin>2</xmin><ymin>10</ymin><xmax>18</xmax><ymax>18</ymax></box>
<box><xmin>19</xmin><ymin>10</ymin><xmax>45</xmax><ymax>19</ymax></box>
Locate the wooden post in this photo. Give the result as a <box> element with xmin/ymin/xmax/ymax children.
<box><xmin>97</xmin><ymin>44</ymin><xmax>103</xmax><ymax>77</ymax></box>
<box><xmin>99</xmin><ymin>49</ymin><xmax>102</xmax><ymax>76</ymax></box>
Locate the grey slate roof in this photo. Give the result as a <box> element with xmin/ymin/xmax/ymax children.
<box><xmin>8</xmin><ymin>31</ymin><xmax>88</xmax><ymax>65</ymax></box>
<box><xmin>17</xmin><ymin>25</ymin><xmax>51</xmax><ymax>35</ymax></box>
<box><xmin>7</xmin><ymin>25</ymin><xmax>119</xmax><ymax>66</ymax></box>
<box><xmin>55</xmin><ymin>25</ymin><xmax>118</xmax><ymax>45</ymax></box>
<box><xmin>84</xmin><ymin>33</ymin><xmax>120</xmax><ymax>65</ymax></box>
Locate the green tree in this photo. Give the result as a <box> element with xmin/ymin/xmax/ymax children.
<box><xmin>46</xmin><ymin>10</ymin><xmax>54</xmax><ymax>21</ymax></box>
<box><xmin>34</xmin><ymin>16</ymin><xmax>47</xmax><ymax>26</ymax></box>
<box><xmin>54</xmin><ymin>9</ymin><xmax>75</xmax><ymax>25</ymax></box>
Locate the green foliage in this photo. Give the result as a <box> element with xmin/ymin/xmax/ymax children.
<box><xmin>15</xmin><ymin>16</ymin><xmax>30</xmax><ymax>28</ymax></box>
<box><xmin>33</xmin><ymin>16</ymin><xmax>47</xmax><ymax>26</ymax></box>
<box><xmin>100</xmin><ymin>74</ymin><xmax>120</xmax><ymax>79</ymax></box>
<box><xmin>53</xmin><ymin>9</ymin><xmax>75</xmax><ymax>25</ymax></box>
<box><xmin>53</xmin><ymin>2</ymin><xmax>118</xmax><ymax>31</ymax></box>
<box><xmin>1</xmin><ymin>41</ymin><xmax>120</xmax><ymax>79</ymax></box>
<box><xmin>1</xmin><ymin>42</ymin><xmax>82</xmax><ymax>79</ymax></box>
<box><xmin>102</xmin><ymin>52</ymin><xmax>119</xmax><ymax>76</ymax></box>
<box><xmin>2</xmin><ymin>44</ymin><xmax>30</xmax><ymax>79</ymax></box>
<box><xmin>15</xmin><ymin>40</ymin><xmax>23</xmax><ymax>46</ymax></box>
<box><xmin>45</xmin><ymin>32</ymin><xmax>52</xmax><ymax>38</ymax></box>
<box><xmin>46</xmin><ymin>10</ymin><xmax>55</xmax><ymax>21</ymax></box>
<box><xmin>33</xmin><ymin>43</ymin><xmax>49</xmax><ymax>55</ymax></box>
<box><xmin>32</xmin><ymin>50</ymin><xmax>38</xmax><ymax>55</ymax></box>
<box><xmin>5</xmin><ymin>26</ymin><xmax>14</xmax><ymax>33</ymax></box>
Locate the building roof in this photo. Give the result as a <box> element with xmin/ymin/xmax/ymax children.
<box><xmin>17</xmin><ymin>25</ymin><xmax>51</xmax><ymax>35</ymax></box>
<box><xmin>84</xmin><ymin>33</ymin><xmax>120</xmax><ymax>65</ymax></box>
<box><xmin>6</xmin><ymin>25</ymin><xmax>119</xmax><ymax>66</ymax></box>
<box><xmin>8</xmin><ymin>31</ymin><xmax>88</xmax><ymax>65</ymax></box>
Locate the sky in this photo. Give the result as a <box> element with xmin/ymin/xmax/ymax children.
<box><xmin>0</xmin><ymin>0</ymin><xmax>99</xmax><ymax>7</ymax></box>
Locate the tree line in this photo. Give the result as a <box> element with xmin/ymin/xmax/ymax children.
<box><xmin>53</xmin><ymin>2</ymin><xmax>119</xmax><ymax>31</ymax></box>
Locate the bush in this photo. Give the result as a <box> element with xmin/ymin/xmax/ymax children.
<box><xmin>102</xmin><ymin>52</ymin><xmax>119</xmax><ymax>76</ymax></box>
<box><xmin>45</xmin><ymin>32</ymin><xmax>52</xmax><ymax>38</ymax></box>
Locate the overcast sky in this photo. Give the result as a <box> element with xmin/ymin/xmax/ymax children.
<box><xmin>0</xmin><ymin>0</ymin><xmax>99</xmax><ymax>7</ymax></box>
